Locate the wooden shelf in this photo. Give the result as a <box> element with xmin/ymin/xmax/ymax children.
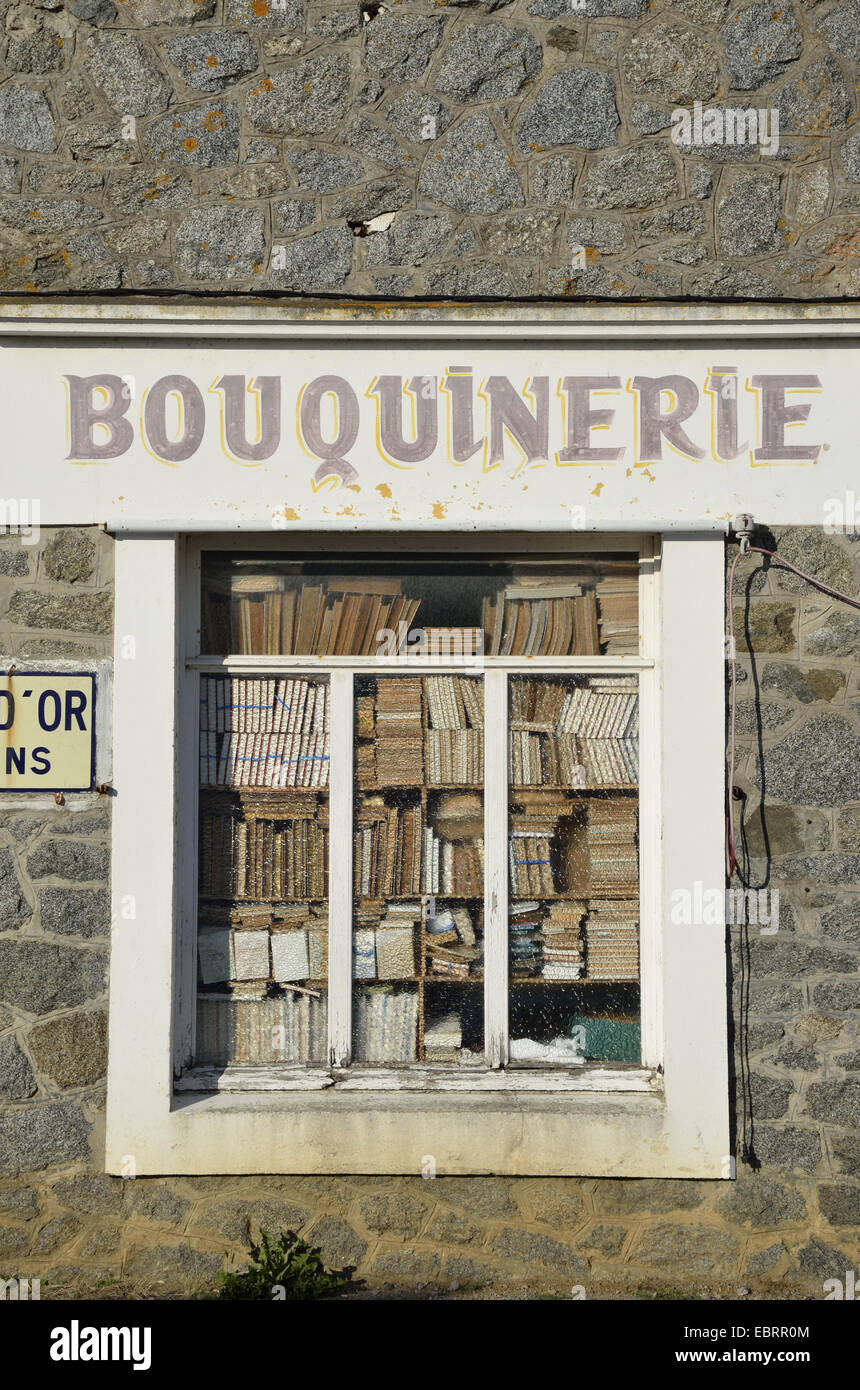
<box><xmin>511</xmin><ymin>977</ymin><xmax>639</xmax><ymax>987</ymax></box>
<box><xmin>200</xmin><ymin>896</ymin><xmax>329</xmax><ymax>904</ymax></box>
<box><xmin>511</xmin><ymin>784</ymin><xmax>637</xmax><ymax>792</ymax></box>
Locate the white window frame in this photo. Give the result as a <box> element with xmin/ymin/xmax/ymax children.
<box><xmin>106</xmin><ymin>526</ymin><xmax>729</xmax><ymax>1177</ymax></box>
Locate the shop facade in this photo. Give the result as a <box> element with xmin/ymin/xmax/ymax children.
<box><xmin>0</xmin><ymin>301</ymin><xmax>858</xmax><ymax>1293</ymax></box>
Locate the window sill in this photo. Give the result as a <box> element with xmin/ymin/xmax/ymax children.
<box><xmin>174</xmin><ymin>1062</ymin><xmax>660</xmax><ymax>1095</ymax></box>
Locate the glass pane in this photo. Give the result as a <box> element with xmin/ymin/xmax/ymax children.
<box><xmin>195</xmin><ymin>676</ymin><xmax>329</xmax><ymax>1066</ymax></box>
<box><xmin>353</xmin><ymin>675</ymin><xmax>485</xmax><ymax>1065</ymax></box>
<box><xmin>200</xmin><ymin>553</ymin><xmax>638</xmax><ymax>657</ymax></box>
<box><xmin>508</xmin><ymin>674</ymin><xmax>640</xmax><ymax>1065</ymax></box>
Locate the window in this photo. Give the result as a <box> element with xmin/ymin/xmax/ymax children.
<box><xmin>106</xmin><ymin>529</ymin><xmax>728</xmax><ymax>1176</ymax></box>
<box><xmin>186</xmin><ymin>549</ymin><xmax>645</xmax><ymax>1082</ymax></box>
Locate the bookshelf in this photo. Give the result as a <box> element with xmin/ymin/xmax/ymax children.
<box><xmin>201</xmin><ymin>554</ymin><xmax>639</xmax><ymax>659</ymax></box>
<box><xmin>352</xmin><ymin>675</ymin><xmax>485</xmax><ymax>1064</ymax></box>
<box><xmin>195</xmin><ymin>555</ymin><xmax>643</xmax><ymax>1071</ymax></box>
<box><xmin>196</xmin><ymin>675</ymin><xmax>332</xmax><ymax>1066</ymax></box>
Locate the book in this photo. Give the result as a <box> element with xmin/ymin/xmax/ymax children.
<box><xmin>271</xmin><ymin>930</ymin><xmax>310</xmax><ymax>983</ymax></box>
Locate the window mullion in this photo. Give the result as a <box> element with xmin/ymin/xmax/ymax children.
<box><xmin>484</xmin><ymin>668</ymin><xmax>509</xmax><ymax>1069</ymax></box>
<box><xmin>329</xmin><ymin>669</ymin><xmax>354</xmax><ymax>1069</ymax></box>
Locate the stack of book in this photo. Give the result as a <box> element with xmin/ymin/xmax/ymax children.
<box><xmin>423</xmin><ymin>827</ymin><xmax>484</xmax><ymax>895</ymax></box>
<box><xmin>585</xmin><ymin>900</ymin><xmax>640</xmax><ymax>980</ymax></box>
<box><xmin>541</xmin><ymin>900</ymin><xmax>586</xmax><ymax>980</ymax></box>
<box><xmin>557</xmin><ymin>677</ymin><xmax>638</xmax><ymax>785</ymax></box>
<box><xmin>354</xmin><ymin>796</ymin><xmax>423</xmax><ymax>897</ymax></box>
<box><xmin>203</xmin><ymin>570</ymin><xmax>421</xmax><ymax>656</ymax></box>
<box><xmin>200</xmin><ymin>677</ymin><xmax>330</xmax><ymax>789</ymax></box>
<box><xmin>425</xmin><ymin>904</ymin><xmax>482</xmax><ymax>978</ymax></box>
<box><xmin>483</xmin><ymin>579</ymin><xmax>600</xmax><ymax>655</ymax></box>
<box><xmin>427</xmin><ymin>731</ymin><xmax>484</xmax><ymax>784</ymax></box>
<box><xmin>509</xmin><ymin>677</ymin><xmax>639</xmax><ymax>787</ymax></box>
<box><xmin>375</xmin><ymin>678</ymin><xmax>424</xmax><ymax>785</ymax></box>
<box><xmin>596</xmin><ymin>566</ymin><xmax>638</xmax><ymax>655</ymax></box>
<box><xmin>199</xmin><ymin>809</ymin><xmax>329</xmax><ymax>900</ymax></box>
<box><xmin>426</xmin><ymin>676</ymin><xmax>483</xmax><ymax>785</ymax></box>
<box><xmin>353</xmin><ymin>985</ymin><xmax>419</xmax><ymax>1062</ymax></box>
<box><xmin>356</xmin><ymin>693</ymin><xmax>376</xmax><ymax>785</ymax></box>
<box><xmin>509</xmin><ymin>901</ymin><xmax>544</xmax><ymax>978</ymax></box>
<box><xmin>196</xmin><ymin>992</ymin><xmax>327</xmax><ymax>1065</ymax></box>
<box><xmin>508</xmin><ymin>794</ymin><xmax>561</xmax><ymax>896</ymax></box>
<box><xmin>424</xmin><ymin>1012</ymin><xmax>462</xmax><ymax>1062</ymax></box>
<box><xmin>585</xmin><ymin>797</ymin><xmax>638</xmax><ymax>895</ymax></box>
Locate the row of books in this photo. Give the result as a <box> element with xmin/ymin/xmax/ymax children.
<box><xmin>202</xmin><ymin>562</ymin><xmax>637</xmax><ymax>658</ymax></box>
<box><xmin>483</xmin><ymin>582</ymin><xmax>600</xmax><ymax>656</ymax></box>
<box><xmin>200</xmin><ymin>813</ymin><xmax>329</xmax><ymax>900</ymax></box>
<box><xmin>509</xmin><ymin>731</ymin><xmax>638</xmax><ymax>786</ymax></box>
<box><xmin>429</xmin><ymin>730</ymin><xmax>484</xmax><ymax>784</ymax></box>
<box><xmin>199</xmin><ymin>677</ymin><xmax>330</xmax><ymax>788</ymax></box>
<box><xmin>196</xmin><ymin>993</ymin><xmax>327</xmax><ymax>1065</ymax></box>
<box><xmin>198</xmin><ymin>924</ymin><xmax>329</xmax><ymax>985</ymax></box>
<box><xmin>426</xmin><ymin>676</ymin><xmax>484</xmax><ymax>730</ymax></box>
<box><xmin>354</xmin><ymin>797</ymin><xmax>424</xmax><ymax>897</ymax></box>
<box><xmin>204</xmin><ymin>571</ymin><xmax>420</xmax><ymax>656</ymax></box>
<box><xmin>424</xmin><ymin>828</ymin><xmax>484</xmax><ymax>896</ymax></box>
<box><xmin>200</xmin><ymin>676</ymin><xmax>328</xmax><ymax>735</ymax></box>
<box><xmin>511</xmin><ymin>677</ymin><xmax>638</xmax><ymax>738</ymax></box>
<box><xmin>201</xmin><ymin>729</ymin><xmax>330</xmax><ymax>788</ymax></box>
<box><xmin>357</xmin><ymin>733</ymin><xmax>484</xmax><ymax>788</ymax></box>
<box><xmin>509</xmin><ymin>834</ymin><xmax>555</xmax><ymax>897</ymax></box>
<box><xmin>354</xmin><ymin>984</ymin><xmax>419</xmax><ymax>1063</ymax></box>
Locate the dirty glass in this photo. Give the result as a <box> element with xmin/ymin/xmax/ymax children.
<box><xmin>352</xmin><ymin>675</ymin><xmax>485</xmax><ymax>1065</ymax></box>
<box><xmin>200</xmin><ymin>552</ymin><xmax>639</xmax><ymax>658</ymax></box>
<box><xmin>195</xmin><ymin>675</ymin><xmax>329</xmax><ymax>1066</ymax></box>
<box><xmin>508</xmin><ymin>674</ymin><xmax>641</xmax><ymax>1066</ymax></box>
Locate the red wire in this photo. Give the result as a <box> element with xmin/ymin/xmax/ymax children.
<box><xmin>726</xmin><ymin>544</ymin><xmax>860</xmax><ymax>876</ymax></box>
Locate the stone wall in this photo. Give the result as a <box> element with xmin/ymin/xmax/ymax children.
<box><xmin>0</xmin><ymin>523</ymin><xmax>859</xmax><ymax>1297</ymax></box>
<box><xmin>0</xmin><ymin>0</ymin><xmax>857</xmax><ymax>300</ymax></box>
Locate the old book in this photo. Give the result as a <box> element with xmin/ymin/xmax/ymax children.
<box><xmin>376</xmin><ymin>925</ymin><xmax>416</xmax><ymax>980</ymax></box>
<box><xmin>232</xmin><ymin>928</ymin><xmax>270</xmax><ymax>981</ymax></box>
<box><xmin>295</xmin><ymin>585</ymin><xmax>324</xmax><ymax>653</ymax></box>
<box><xmin>198</xmin><ymin>927</ymin><xmax>234</xmax><ymax>984</ymax></box>
<box><xmin>353</xmin><ymin>927</ymin><xmax>377</xmax><ymax>979</ymax></box>
<box><xmin>271</xmin><ymin>930</ymin><xmax>310</xmax><ymax>983</ymax></box>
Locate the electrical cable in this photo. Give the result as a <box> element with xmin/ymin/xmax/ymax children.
<box><xmin>726</xmin><ymin>543</ymin><xmax>860</xmax><ymax>876</ymax></box>
<box><xmin>726</xmin><ymin>536</ymin><xmax>860</xmax><ymax>1168</ymax></box>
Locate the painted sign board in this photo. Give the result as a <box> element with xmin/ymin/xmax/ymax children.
<box><xmin>2</xmin><ymin>340</ymin><xmax>858</xmax><ymax>528</ymax></box>
<box><xmin>0</xmin><ymin>673</ymin><xmax>96</xmax><ymax>791</ymax></box>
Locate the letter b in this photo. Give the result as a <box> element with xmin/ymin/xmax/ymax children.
<box><xmin>65</xmin><ymin>375</ymin><xmax>134</xmax><ymax>460</ymax></box>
